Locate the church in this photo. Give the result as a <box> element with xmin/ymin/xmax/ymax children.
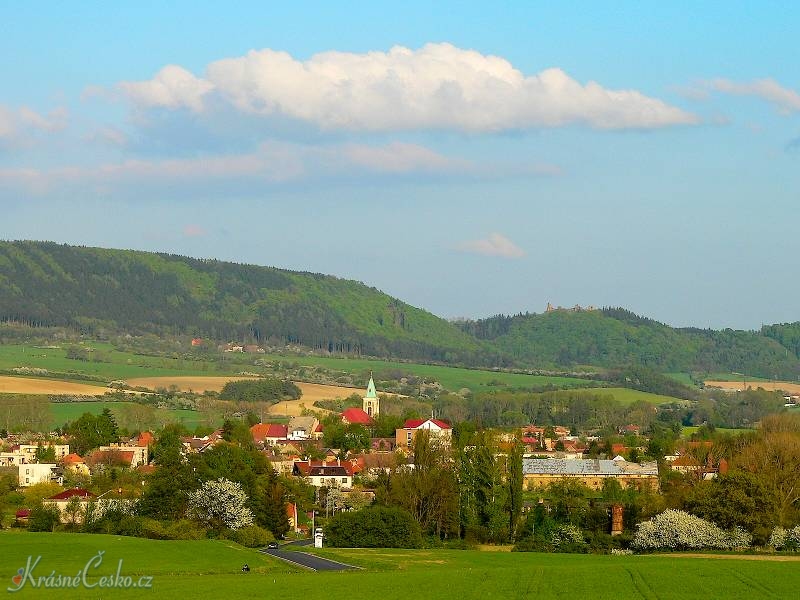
<box><xmin>340</xmin><ymin>374</ymin><xmax>380</xmax><ymax>426</ymax></box>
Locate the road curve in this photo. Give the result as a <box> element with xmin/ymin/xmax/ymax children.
<box><xmin>259</xmin><ymin>545</ymin><xmax>359</xmax><ymax>571</ymax></box>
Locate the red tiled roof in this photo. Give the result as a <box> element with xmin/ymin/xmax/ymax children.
<box><xmin>62</xmin><ymin>453</ymin><xmax>84</xmax><ymax>464</ymax></box>
<box><xmin>402</xmin><ymin>418</ymin><xmax>451</xmax><ymax>430</ymax></box>
<box><xmin>15</xmin><ymin>509</ymin><xmax>30</xmax><ymax>518</ymax></box>
<box><xmin>341</xmin><ymin>408</ymin><xmax>373</xmax><ymax>425</ymax></box>
<box><xmin>250</xmin><ymin>423</ymin><xmax>288</xmax><ymax>442</ymax></box>
<box><xmin>47</xmin><ymin>488</ymin><xmax>96</xmax><ymax>501</ymax></box>
<box><xmin>137</xmin><ymin>431</ymin><xmax>154</xmax><ymax>447</ymax></box>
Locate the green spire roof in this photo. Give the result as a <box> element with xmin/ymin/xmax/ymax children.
<box><xmin>365</xmin><ymin>374</ymin><xmax>377</xmax><ymax>399</ymax></box>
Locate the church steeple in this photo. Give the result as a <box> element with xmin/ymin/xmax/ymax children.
<box><xmin>363</xmin><ymin>372</ymin><xmax>379</xmax><ymax>417</ymax></box>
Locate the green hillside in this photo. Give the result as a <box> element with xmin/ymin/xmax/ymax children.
<box><xmin>457</xmin><ymin>308</ymin><xmax>800</xmax><ymax>379</ymax></box>
<box><xmin>0</xmin><ymin>241</ymin><xmax>485</xmax><ymax>364</ymax></box>
<box><xmin>2</xmin><ymin>241</ymin><xmax>800</xmax><ymax>380</ymax></box>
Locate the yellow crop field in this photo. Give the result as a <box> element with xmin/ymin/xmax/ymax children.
<box><xmin>126</xmin><ymin>376</ymin><xmax>258</xmax><ymax>392</ymax></box>
<box><xmin>126</xmin><ymin>376</ymin><xmax>364</xmax><ymax>399</ymax></box>
<box><xmin>705</xmin><ymin>380</ymin><xmax>800</xmax><ymax>394</ymax></box>
<box><xmin>0</xmin><ymin>376</ymin><xmax>109</xmax><ymax>396</ymax></box>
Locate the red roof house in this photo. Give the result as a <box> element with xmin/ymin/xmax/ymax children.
<box><xmin>250</xmin><ymin>423</ymin><xmax>289</xmax><ymax>444</ymax></box>
<box><xmin>47</xmin><ymin>488</ymin><xmax>96</xmax><ymax>501</ymax></box>
<box><xmin>341</xmin><ymin>408</ymin><xmax>374</xmax><ymax>426</ymax></box>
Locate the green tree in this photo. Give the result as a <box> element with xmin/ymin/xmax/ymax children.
<box><xmin>325</xmin><ymin>506</ymin><xmax>422</xmax><ymax>548</ymax></box>
<box><xmin>64</xmin><ymin>409</ymin><xmax>119</xmax><ymax>455</ymax></box>
<box><xmin>138</xmin><ymin>428</ymin><xmax>197</xmax><ymax>520</ymax></box>
<box><xmin>35</xmin><ymin>443</ymin><xmax>56</xmax><ymax>463</ymax></box>
<box><xmin>506</xmin><ymin>438</ymin><xmax>524</xmax><ymax>541</ymax></box>
<box><xmin>684</xmin><ymin>472</ymin><xmax>779</xmax><ymax>544</ymax></box>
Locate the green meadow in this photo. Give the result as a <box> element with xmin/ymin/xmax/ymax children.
<box><xmin>0</xmin><ymin>343</ymin><xmax>227</xmax><ymax>383</ymax></box>
<box><xmin>48</xmin><ymin>401</ymin><xmax>208</xmax><ymax>430</ymax></box>
<box><xmin>0</xmin><ymin>342</ymin><xmax>601</xmax><ymax>393</ymax></box>
<box><xmin>1</xmin><ymin>532</ymin><xmax>798</xmax><ymax>600</ymax></box>
<box><xmin>260</xmin><ymin>352</ymin><xmax>596</xmax><ymax>392</ymax></box>
<box><xmin>598</xmin><ymin>387</ymin><xmax>688</xmax><ymax>406</ymax></box>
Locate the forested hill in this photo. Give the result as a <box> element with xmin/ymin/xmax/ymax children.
<box><xmin>0</xmin><ymin>241</ymin><xmax>487</xmax><ymax>364</ymax></box>
<box><xmin>456</xmin><ymin>308</ymin><xmax>800</xmax><ymax>379</ymax></box>
<box><xmin>2</xmin><ymin>241</ymin><xmax>800</xmax><ymax>378</ymax></box>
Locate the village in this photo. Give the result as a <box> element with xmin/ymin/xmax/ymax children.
<box><xmin>0</xmin><ymin>375</ymin><xmax>737</xmax><ymax>542</ymax></box>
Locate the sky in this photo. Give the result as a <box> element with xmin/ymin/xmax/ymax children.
<box><xmin>1</xmin><ymin>1</ymin><xmax>799</xmax><ymax>330</ymax></box>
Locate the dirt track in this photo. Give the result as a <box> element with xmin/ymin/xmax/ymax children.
<box><xmin>0</xmin><ymin>375</ymin><xmax>109</xmax><ymax>395</ymax></box>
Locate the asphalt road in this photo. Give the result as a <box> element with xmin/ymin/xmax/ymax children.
<box><xmin>259</xmin><ymin>544</ymin><xmax>358</xmax><ymax>571</ymax></box>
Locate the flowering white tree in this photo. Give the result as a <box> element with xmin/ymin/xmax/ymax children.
<box><xmin>551</xmin><ymin>524</ymin><xmax>586</xmax><ymax>550</ymax></box>
<box><xmin>187</xmin><ymin>478</ymin><xmax>254</xmax><ymax>531</ymax></box>
<box><xmin>632</xmin><ymin>509</ymin><xmax>752</xmax><ymax>551</ymax></box>
<box><xmin>769</xmin><ymin>525</ymin><xmax>800</xmax><ymax>551</ymax></box>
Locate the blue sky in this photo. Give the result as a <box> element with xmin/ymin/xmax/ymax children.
<box><xmin>2</xmin><ymin>2</ymin><xmax>799</xmax><ymax>329</ymax></box>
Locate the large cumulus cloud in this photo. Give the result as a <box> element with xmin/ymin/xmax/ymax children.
<box><xmin>117</xmin><ymin>43</ymin><xmax>696</xmax><ymax>132</ymax></box>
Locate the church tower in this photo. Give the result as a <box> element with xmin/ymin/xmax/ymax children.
<box><xmin>363</xmin><ymin>373</ymin><xmax>379</xmax><ymax>418</ymax></box>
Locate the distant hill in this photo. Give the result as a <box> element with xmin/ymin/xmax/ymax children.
<box><xmin>456</xmin><ymin>307</ymin><xmax>800</xmax><ymax>380</ymax></box>
<box><xmin>1</xmin><ymin>241</ymin><xmax>799</xmax><ymax>379</ymax></box>
<box><xmin>0</xmin><ymin>241</ymin><xmax>487</xmax><ymax>364</ymax></box>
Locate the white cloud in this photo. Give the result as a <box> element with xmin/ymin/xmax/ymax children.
<box><xmin>0</xmin><ymin>140</ymin><xmax>535</xmax><ymax>195</ymax></box>
<box><xmin>457</xmin><ymin>233</ymin><xmax>525</xmax><ymax>259</ymax></box>
<box><xmin>118</xmin><ymin>65</ymin><xmax>213</xmax><ymax>112</ymax></box>
<box><xmin>697</xmin><ymin>78</ymin><xmax>800</xmax><ymax>115</ymax></box>
<box><xmin>115</xmin><ymin>43</ymin><xmax>696</xmax><ymax>132</ymax></box>
<box><xmin>0</xmin><ymin>104</ymin><xmax>68</xmax><ymax>144</ymax></box>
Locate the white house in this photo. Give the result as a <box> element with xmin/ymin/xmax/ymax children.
<box><xmin>18</xmin><ymin>463</ymin><xmax>62</xmax><ymax>487</ymax></box>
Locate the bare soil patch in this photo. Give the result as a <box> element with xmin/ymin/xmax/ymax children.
<box><xmin>0</xmin><ymin>375</ymin><xmax>109</xmax><ymax>396</ymax></box>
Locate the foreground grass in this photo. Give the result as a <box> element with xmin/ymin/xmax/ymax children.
<box><xmin>1</xmin><ymin>532</ymin><xmax>798</xmax><ymax>599</ymax></box>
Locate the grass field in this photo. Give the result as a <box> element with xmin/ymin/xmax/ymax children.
<box><xmin>260</xmin><ymin>352</ymin><xmax>595</xmax><ymax>392</ymax></box>
<box><xmin>596</xmin><ymin>387</ymin><xmax>686</xmax><ymax>406</ymax></box>
<box><xmin>0</xmin><ymin>343</ymin><xmax>597</xmax><ymax>393</ymax></box>
<box><xmin>49</xmin><ymin>402</ymin><xmax>208</xmax><ymax>429</ymax></box>
<box><xmin>1</xmin><ymin>532</ymin><xmax>798</xmax><ymax>600</ymax></box>
<box><xmin>0</xmin><ymin>343</ymin><xmax>235</xmax><ymax>383</ymax></box>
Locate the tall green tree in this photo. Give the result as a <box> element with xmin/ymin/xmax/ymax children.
<box><xmin>138</xmin><ymin>428</ymin><xmax>196</xmax><ymax>520</ymax></box>
<box><xmin>506</xmin><ymin>438</ymin><xmax>524</xmax><ymax>541</ymax></box>
<box><xmin>65</xmin><ymin>409</ymin><xmax>119</xmax><ymax>455</ymax></box>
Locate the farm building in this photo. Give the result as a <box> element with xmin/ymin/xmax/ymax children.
<box><xmin>523</xmin><ymin>458</ymin><xmax>659</xmax><ymax>491</ymax></box>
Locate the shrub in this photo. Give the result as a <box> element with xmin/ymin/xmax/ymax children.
<box><xmin>164</xmin><ymin>519</ymin><xmax>205</xmax><ymax>540</ymax></box>
<box><xmin>326</xmin><ymin>506</ymin><xmax>422</xmax><ymax>548</ymax></box>
<box><xmin>632</xmin><ymin>509</ymin><xmax>752</xmax><ymax>551</ymax></box>
<box><xmin>27</xmin><ymin>505</ymin><xmax>61</xmax><ymax>532</ymax></box>
<box><xmin>226</xmin><ymin>525</ymin><xmax>275</xmax><ymax>548</ymax></box>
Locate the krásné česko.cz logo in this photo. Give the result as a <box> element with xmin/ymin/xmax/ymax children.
<box><xmin>8</xmin><ymin>551</ymin><xmax>153</xmax><ymax>592</ymax></box>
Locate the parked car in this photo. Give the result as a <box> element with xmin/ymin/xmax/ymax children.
<box><xmin>267</xmin><ymin>541</ymin><xmax>279</xmax><ymax>549</ymax></box>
